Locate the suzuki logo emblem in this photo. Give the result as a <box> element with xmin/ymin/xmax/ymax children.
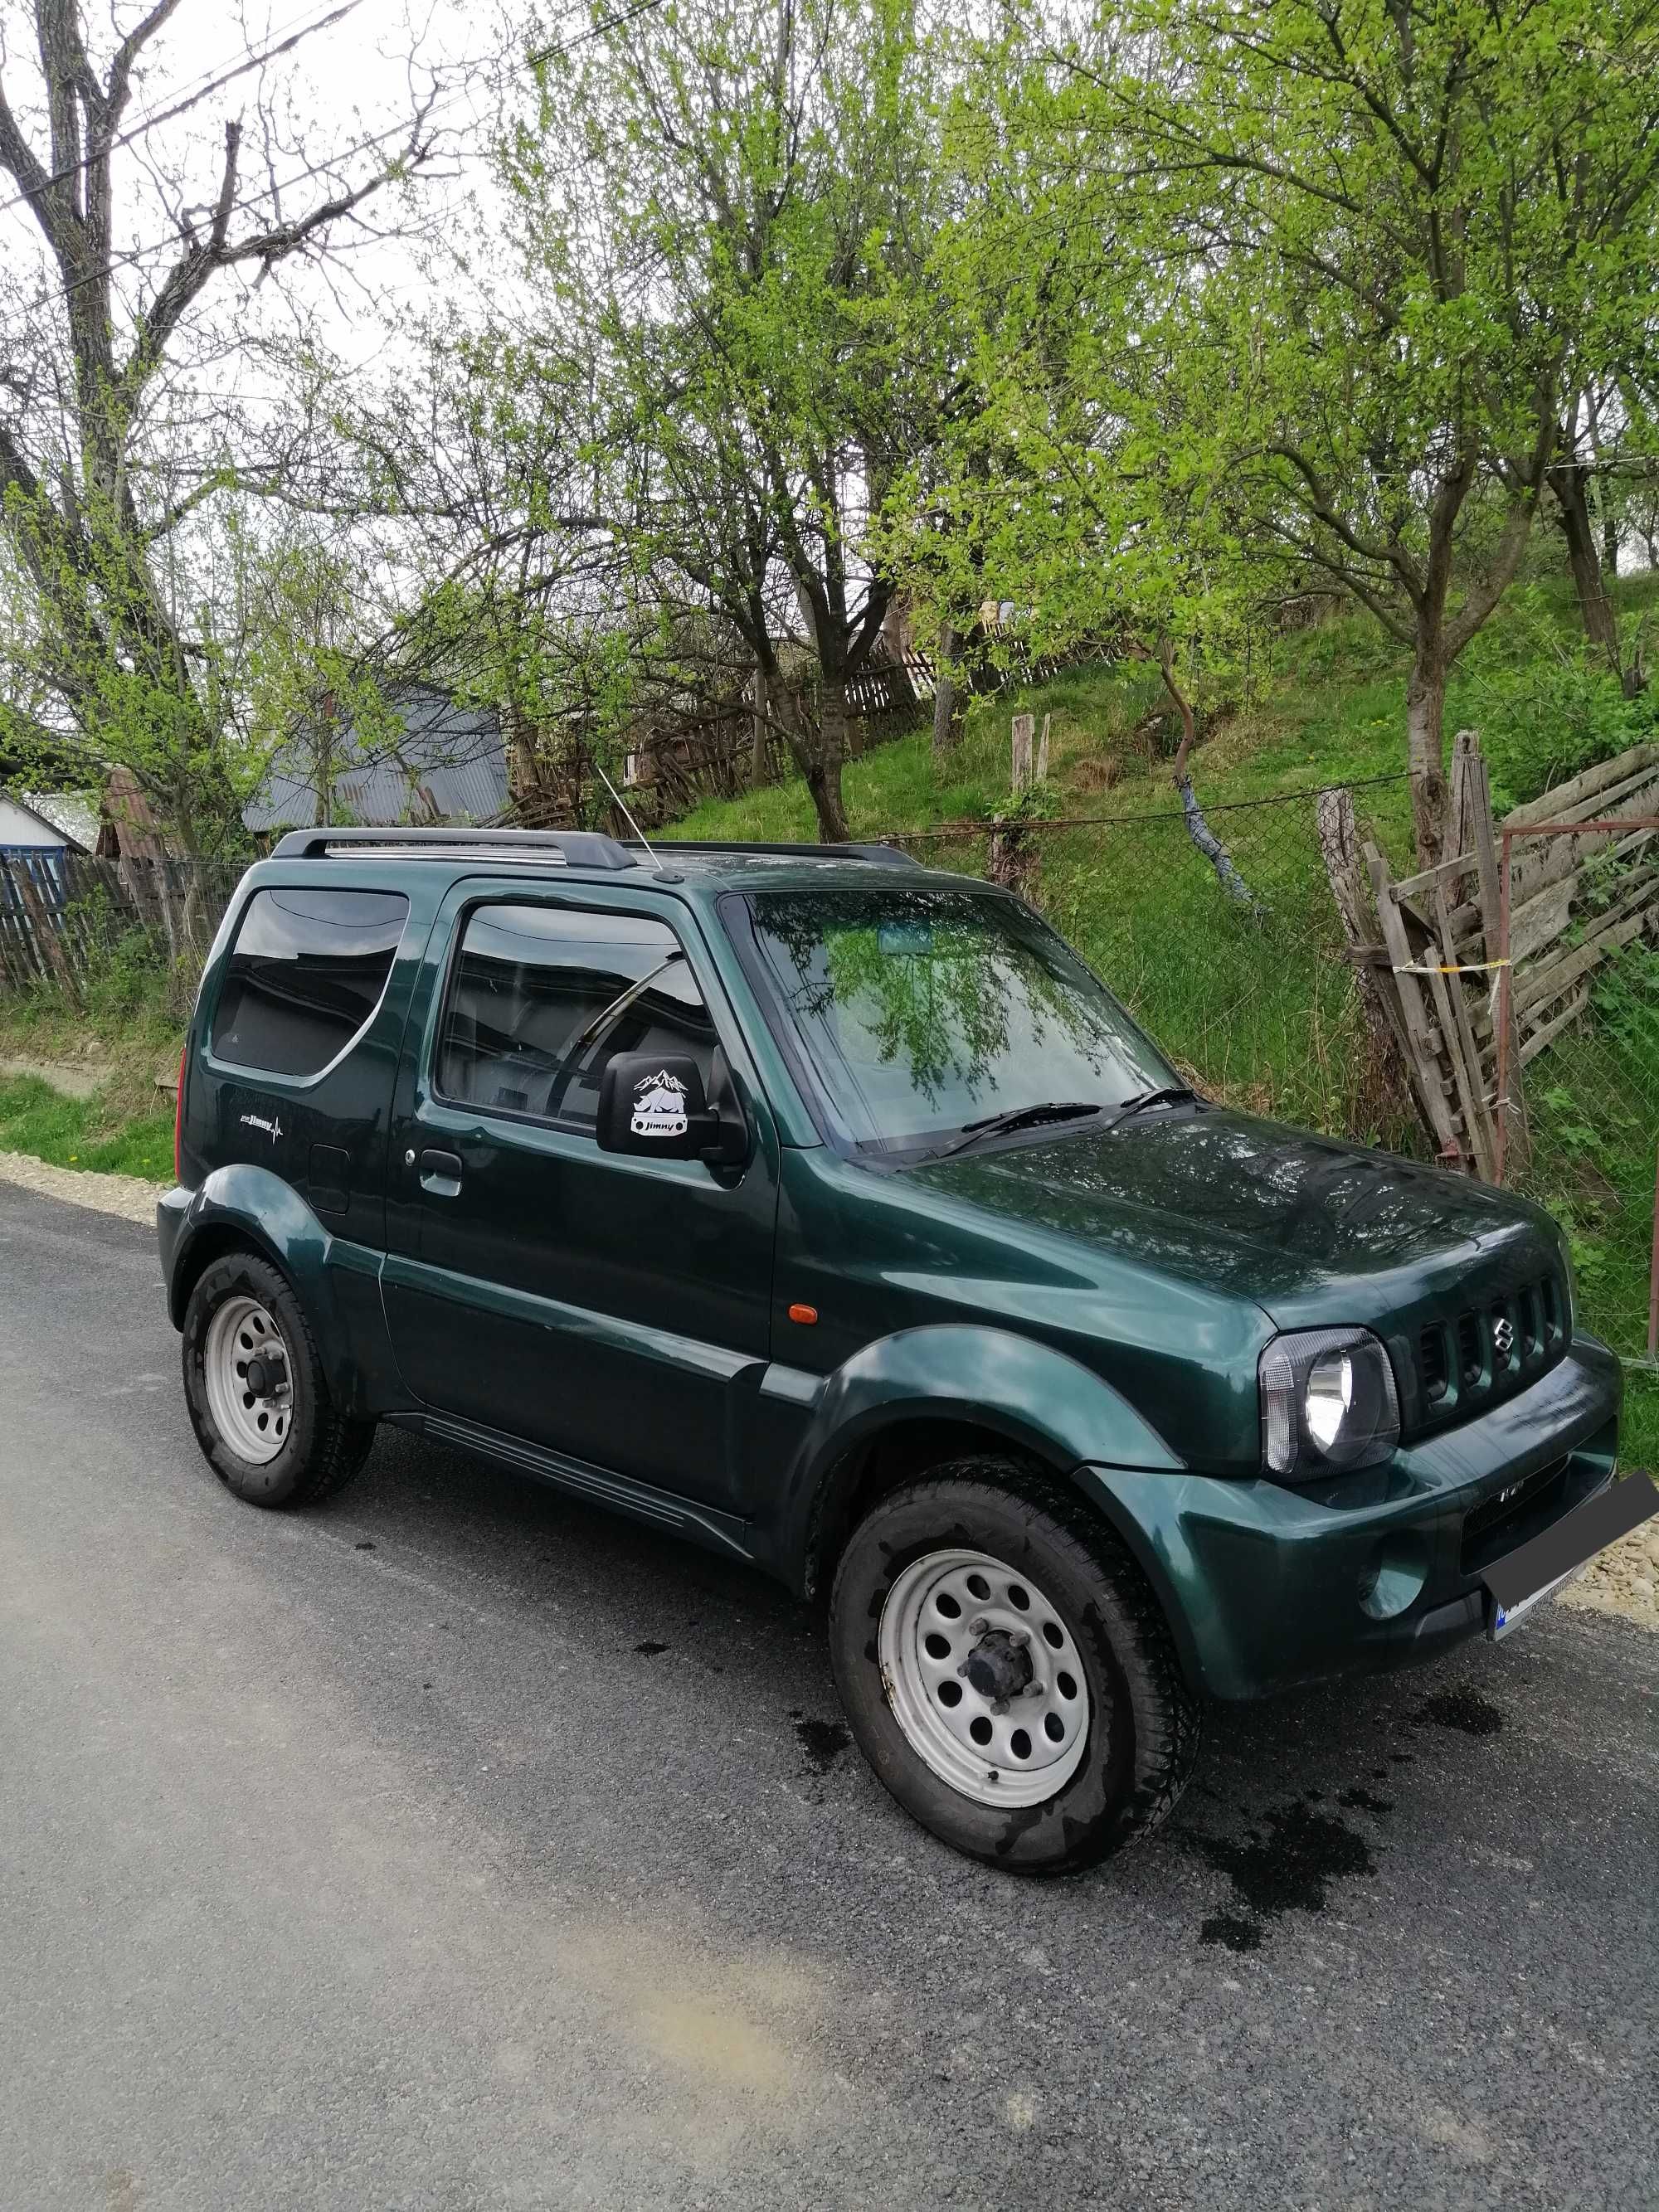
<box><xmin>1492</xmin><ymin>1316</ymin><xmax>1515</xmax><ymax>1356</ymax></box>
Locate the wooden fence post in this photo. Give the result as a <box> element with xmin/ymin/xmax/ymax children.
<box><xmin>1011</xmin><ymin>712</ymin><xmax>1034</xmax><ymax>793</ymax></box>
<box><xmin>988</xmin><ymin>815</ymin><xmax>1038</xmax><ymax>902</ymax></box>
<box><xmin>1316</xmin><ymin>788</ymin><xmax>1400</xmax><ymax>1070</ymax></box>
<box><xmin>1365</xmin><ymin>841</ymin><xmax>1469</xmax><ymax>1167</ymax></box>
<box><xmin>1461</xmin><ymin>738</ymin><xmax>1529</xmax><ymax>1174</ymax></box>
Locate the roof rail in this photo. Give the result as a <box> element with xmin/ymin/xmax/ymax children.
<box><xmin>637</xmin><ymin>838</ymin><xmax>922</xmax><ymax>869</ymax></box>
<box><xmin>268</xmin><ymin>824</ymin><xmax>638</xmax><ymax>871</ymax></box>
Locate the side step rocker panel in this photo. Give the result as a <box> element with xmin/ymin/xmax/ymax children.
<box><xmin>386</xmin><ymin>1408</ymin><xmax>757</xmax><ymax>1564</ymax></box>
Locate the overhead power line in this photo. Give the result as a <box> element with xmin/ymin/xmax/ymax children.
<box><xmin>0</xmin><ymin>0</ymin><xmax>369</xmax><ymax>225</ymax></box>
<box><xmin>526</xmin><ymin>0</ymin><xmax>665</xmax><ymax>70</ymax></box>
<box><xmin>0</xmin><ymin>0</ymin><xmax>666</xmax><ymax>347</ymax></box>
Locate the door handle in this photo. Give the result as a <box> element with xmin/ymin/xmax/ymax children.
<box><xmin>419</xmin><ymin>1149</ymin><xmax>464</xmax><ymax>1197</ymax></box>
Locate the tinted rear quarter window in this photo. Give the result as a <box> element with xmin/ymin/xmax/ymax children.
<box><xmin>212</xmin><ymin>887</ymin><xmax>409</xmax><ymax>1078</ymax></box>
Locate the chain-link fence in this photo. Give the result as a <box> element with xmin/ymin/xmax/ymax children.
<box><xmin>888</xmin><ymin>772</ymin><xmax>1422</xmax><ymax>1151</ymax></box>
<box><xmin>4</xmin><ymin>785</ymin><xmax>1654</xmax><ymax>1362</ymax></box>
<box><xmin>889</xmin><ymin>775</ymin><xmax>1659</xmax><ymax>1368</ymax></box>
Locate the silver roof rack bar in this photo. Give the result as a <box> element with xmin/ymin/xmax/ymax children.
<box><xmin>267</xmin><ymin>825</ymin><xmax>639</xmax><ymax>871</ymax></box>
<box><xmin>630</xmin><ymin>838</ymin><xmax>921</xmax><ymax>868</ymax></box>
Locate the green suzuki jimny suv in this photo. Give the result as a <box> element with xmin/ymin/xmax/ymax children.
<box><xmin>158</xmin><ymin>827</ymin><xmax>1644</xmax><ymax>1873</ymax></box>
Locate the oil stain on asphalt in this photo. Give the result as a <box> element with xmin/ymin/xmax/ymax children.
<box><xmin>1414</xmin><ymin>1687</ymin><xmax>1505</xmax><ymax>1735</ymax></box>
<box><xmin>1338</xmin><ymin>1786</ymin><xmax>1394</xmax><ymax>1815</ymax></box>
<box><xmin>1186</xmin><ymin>1796</ymin><xmax>1382</xmax><ymax>1954</ymax></box>
<box><xmin>1199</xmin><ymin>1913</ymin><xmax>1263</xmax><ymax>1953</ymax></box>
<box><xmin>795</xmin><ymin>1719</ymin><xmax>851</xmax><ymax>1773</ymax></box>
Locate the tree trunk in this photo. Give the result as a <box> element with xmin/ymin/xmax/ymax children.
<box><xmin>1406</xmin><ymin>650</ymin><xmax>1450</xmax><ymax>869</ymax></box>
<box><xmin>1175</xmin><ymin>779</ymin><xmax>1262</xmax><ymax>910</ymax></box>
<box><xmin>988</xmin><ymin>816</ymin><xmax>1038</xmax><ymax>902</ymax></box>
<box><xmin>932</xmin><ymin>624</ymin><xmax>965</xmax><ymax>761</ymax></box>
<box><xmin>1159</xmin><ymin>642</ymin><xmax>1263</xmax><ymax>912</ymax></box>
<box><xmin>1549</xmin><ymin>459</ymin><xmax>1623</xmax><ymax>682</ymax></box>
<box><xmin>805</xmin><ymin>679</ymin><xmax>851</xmax><ymax>842</ymax></box>
<box><xmin>751</xmin><ymin>666</ymin><xmax>769</xmax><ymax>787</ymax></box>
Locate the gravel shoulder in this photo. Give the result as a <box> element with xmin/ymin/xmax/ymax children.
<box><xmin>0</xmin><ymin>1145</ymin><xmax>162</xmax><ymax>1227</ymax></box>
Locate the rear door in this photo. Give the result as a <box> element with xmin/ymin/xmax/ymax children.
<box><xmin>381</xmin><ymin>879</ymin><xmax>780</xmax><ymax>1513</ymax></box>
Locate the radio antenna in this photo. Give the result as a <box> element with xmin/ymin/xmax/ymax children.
<box><xmin>592</xmin><ymin>757</ymin><xmax>669</xmax><ymax>873</ymax></box>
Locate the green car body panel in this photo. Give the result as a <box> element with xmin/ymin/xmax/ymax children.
<box><xmin>158</xmin><ymin>839</ymin><xmax>1623</xmax><ymax>1701</ymax></box>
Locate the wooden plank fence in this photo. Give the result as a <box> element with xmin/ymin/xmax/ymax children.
<box><xmin>1338</xmin><ymin>735</ymin><xmax>1659</xmax><ymax>1180</ymax></box>
<box><xmin>0</xmin><ymin>852</ymin><xmax>243</xmax><ymax>1001</ymax></box>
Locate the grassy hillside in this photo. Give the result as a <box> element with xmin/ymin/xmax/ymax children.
<box><xmin>669</xmin><ymin>582</ymin><xmax>1659</xmax><ymax>1462</ymax></box>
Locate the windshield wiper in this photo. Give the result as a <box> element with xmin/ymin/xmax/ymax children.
<box><xmin>1101</xmin><ymin>1083</ymin><xmax>1203</xmax><ymax>1130</ymax></box>
<box><xmin>933</xmin><ymin>1101</ymin><xmax>1103</xmax><ymax>1159</ymax></box>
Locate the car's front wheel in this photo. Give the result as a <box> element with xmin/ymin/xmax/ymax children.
<box><xmin>182</xmin><ymin>1250</ymin><xmax>375</xmax><ymax>1508</ymax></box>
<box><xmin>830</xmin><ymin>1460</ymin><xmax>1200</xmax><ymax>1873</ymax></box>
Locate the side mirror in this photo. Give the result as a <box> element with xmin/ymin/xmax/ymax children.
<box><xmin>596</xmin><ymin>1053</ymin><xmax>747</xmax><ymax>1167</ymax></box>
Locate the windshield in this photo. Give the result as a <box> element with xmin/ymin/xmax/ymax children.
<box><xmin>742</xmin><ymin>887</ymin><xmax>1179</xmax><ymax>1158</ymax></box>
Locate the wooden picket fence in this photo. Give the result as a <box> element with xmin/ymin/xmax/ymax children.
<box><xmin>0</xmin><ymin>851</ymin><xmax>244</xmax><ymax>1000</ymax></box>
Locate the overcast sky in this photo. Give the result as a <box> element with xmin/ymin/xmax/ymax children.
<box><xmin>0</xmin><ymin>0</ymin><xmax>531</xmax><ymax>388</ymax></box>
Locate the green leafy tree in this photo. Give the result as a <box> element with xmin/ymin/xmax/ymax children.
<box><xmin>504</xmin><ymin>0</ymin><xmax>959</xmax><ymax>842</ymax></box>
<box><xmin>0</xmin><ymin>0</ymin><xmax>446</xmax><ymax>853</ymax></box>
<box><xmin>1101</xmin><ymin>0</ymin><xmax>1659</xmax><ymax>864</ymax></box>
<box><xmin>883</xmin><ymin>35</ymin><xmax>1270</xmax><ymax>902</ymax></box>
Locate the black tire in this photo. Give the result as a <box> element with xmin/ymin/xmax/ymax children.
<box><xmin>829</xmin><ymin>1458</ymin><xmax>1200</xmax><ymax>1874</ymax></box>
<box><xmin>182</xmin><ymin>1250</ymin><xmax>376</xmax><ymax>1508</ymax></box>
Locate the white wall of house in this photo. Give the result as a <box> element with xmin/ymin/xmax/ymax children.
<box><xmin>0</xmin><ymin>796</ymin><xmax>68</xmax><ymax>847</ymax></box>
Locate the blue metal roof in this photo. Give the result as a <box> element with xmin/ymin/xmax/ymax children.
<box><xmin>243</xmin><ymin>683</ymin><xmax>508</xmax><ymax>833</ymax></box>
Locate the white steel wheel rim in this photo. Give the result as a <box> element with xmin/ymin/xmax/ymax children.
<box><xmin>203</xmin><ymin>1295</ymin><xmax>293</xmax><ymax>1465</ymax></box>
<box><xmin>877</xmin><ymin>1548</ymin><xmax>1092</xmax><ymax>1810</ymax></box>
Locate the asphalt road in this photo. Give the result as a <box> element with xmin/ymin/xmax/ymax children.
<box><xmin>2</xmin><ymin>1181</ymin><xmax>1655</xmax><ymax>2212</ymax></box>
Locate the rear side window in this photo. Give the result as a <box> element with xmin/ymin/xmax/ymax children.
<box><xmin>435</xmin><ymin>903</ymin><xmax>717</xmax><ymax>1130</ymax></box>
<box><xmin>212</xmin><ymin>887</ymin><xmax>409</xmax><ymax>1078</ymax></box>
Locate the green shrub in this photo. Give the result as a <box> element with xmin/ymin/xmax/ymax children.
<box><xmin>1473</xmin><ymin>656</ymin><xmax>1657</xmax><ymax>811</ymax></box>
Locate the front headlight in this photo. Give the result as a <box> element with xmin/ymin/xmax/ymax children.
<box><xmin>1259</xmin><ymin>1326</ymin><xmax>1400</xmax><ymax>1480</ymax></box>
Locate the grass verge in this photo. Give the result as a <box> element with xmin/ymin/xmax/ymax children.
<box><xmin>0</xmin><ymin>1073</ymin><xmax>174</xmax><ymax>1184</ymax></box>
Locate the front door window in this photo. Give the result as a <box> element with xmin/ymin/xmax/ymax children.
<box><xmin>434</xmin><ymin>903</ymin><xmax>718</xmax><ymax>1130</ymax></box>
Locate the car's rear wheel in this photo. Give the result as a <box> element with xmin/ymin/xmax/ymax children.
<box><xmin>182</xmin><ymin>1251</ymin><xmax>375</xmax><ymax>1507</ymax></box>
<box><xmin>830</xmin><ymin>1459</ymin><xmax>1200</xmax><ymax>1874</ymax></box>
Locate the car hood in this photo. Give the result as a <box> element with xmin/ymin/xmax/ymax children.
<box><xmin>908</xmin><ymin>1108</ymin><xmax>1551</xmax><ymax>1315</ymax></box>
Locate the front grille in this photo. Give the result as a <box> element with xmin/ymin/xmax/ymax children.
<box><xmin>1414</xmin><ymin>1270</ymin><xmax>1567</xmax><ymax>1427</ymax></box>
<box><xmin>1460</xmin><ymin>1456</ymin><xmax>1570</xmax><ymax>1573</ymax></box>
<box><xmin>1419</xmin><ymin>1325</ymin><xmax>1449</xmax><ymax>1403</ymax></box>
<box><xmin>1457</xmin><ymin>1312</ymin><xmax>1484</xmax><ymax>1388</ymax></box>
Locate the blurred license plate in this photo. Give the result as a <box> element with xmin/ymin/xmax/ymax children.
<box><xmin>1483</xmin><ymin>1471</ymin><xmax>1658</xmax><ymax>1641</ymax></box>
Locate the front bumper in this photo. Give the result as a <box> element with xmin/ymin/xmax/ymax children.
<box><xmin>1082</xmin><ymin>1335</ymin><xmax>1623</xmax><ymax>1700</ymax></box>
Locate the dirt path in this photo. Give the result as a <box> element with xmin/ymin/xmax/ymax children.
<box><xmin>0</xmin><ymin>1054</ymin><xmax>105</xmax><ymax>1100</ymax></box>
